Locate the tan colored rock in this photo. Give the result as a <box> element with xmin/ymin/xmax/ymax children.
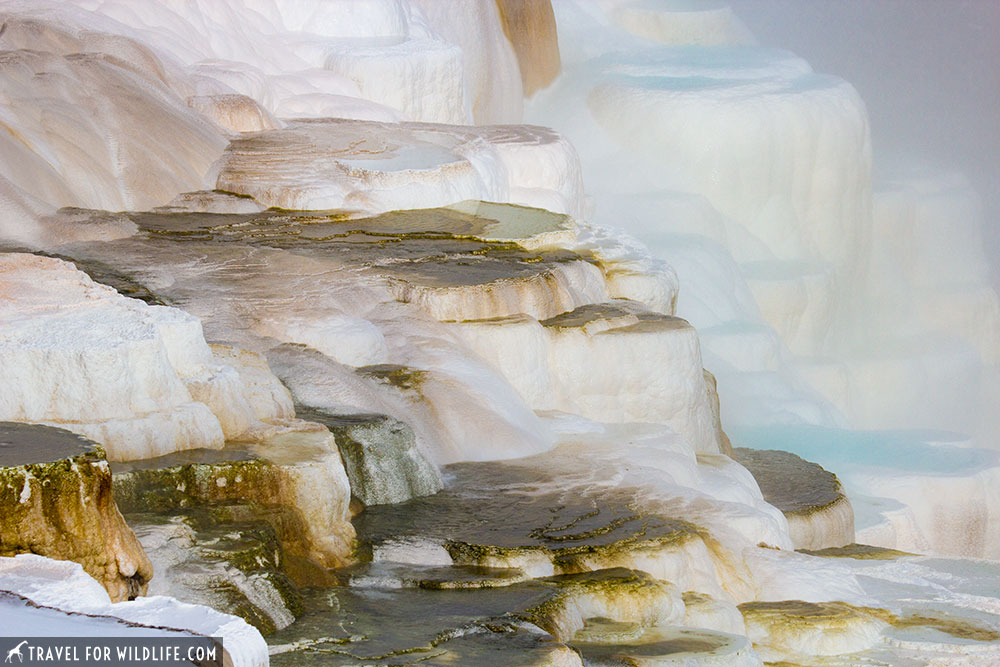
<box><xmin>495</xmin><ymin>0</ymin><xmax>561</xmax><ymax>96</ymax></box>
<box><xmin>187</xmin><ymin>94</ymin><xmax>281</xmax><ymax>133</ymax></box>
<box><xmin>0</xmin><ymin>423</ymin><xmax>153</xmax><ymax>602</ymax></box>
<box><xmin>703</xmin><ymin>369</ymin><xmax>733</xmax><ymax>456</ymax></box>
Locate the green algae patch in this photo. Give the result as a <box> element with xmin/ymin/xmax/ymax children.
<box><xmin>444</xmin><ymin>541</ymin><xmax>549</xmax><ymax>568</ymax></box>
<box><xmin>355</xmin><ymin>365</ymin><xmax>429</xmax><ymax>393</ymax></box>
<box><xmin>742</xmin><ymin>599</ymin><xmax>1000</xmax><ymax>660</ymax></box>
<box><xmin>571</xmin><ymin>631</ymin><xmax>732</xmax><ymax>664</ymax></box>
<box><xmin>895</xmin><ymin>611</ymin><xmax>1000</xmax><ymax>642</ymax></box>
<box><xmin>357</xmin><ymin>459</ymin><xmax>704</xmax><ymax>580</ymax></box>
<box><xmin>738</xmin><ymin>600</ymin><xmax>895</xmax><ymax>625</ymax></box>
<box><xmin>213</xmin><ymin>580</ymin><xmax>284</xmax><ymax>636</ymax></box>
<box><xmin>682</xmin><ymin>591</ymin><xmax>715</xmax><ymax>606</ymax></box>
<box><xmin>740</xmin><ymin>599</ymin><xmax>894</xmax><ymax>661</ymax></box>
<box><xmin>798</xmin><ymin>543</ymin><xmax>916</xmax><ymax>560</ymax></box>
<box><xmin>552</xmin><ymin>526</ymin><xmax>700</xmax><ymax>574</ymax></box>
<box><xmin>130</xmin><ymin>205</ymin><xmax>591</xmax><ymax>290</ymax></box>
<box><xmin>732</xmin><ymin>448</ymin><xmax>855</xmax><ymax>550</ymax></box>
<box><xmin>573</xmin><ymin>617</ymin><xmax>645</xmax><ymax>643</ymax></box>
<box><xmin>0</xmin><ymin>422</ymin><xmax>152</xmax><ymax>602</ymax></box>
<box><xmin>444</xmin><ymin>200</ymin><xmax>575</xmax><ymax>248</ymax></box>
<box><xmin>175</xmin><ymin>512</ymin><xmax>305</xmax><ymax>635</ymax></box>
<box><xmin>337</xmin><ymin>562</ymin><xmax>532</xmax><ymax>591</ymax></box>
<box><xmin>443</xmin><ymin>514</ymin><xmax>701</xmax><ymax>577</ymax></box>
<box><xmin>540</xmin><ymin>300</ymin><xmax>689</xmax><ymax>335</ymax></box>
<box><xmin>513</xmin><ymin>568</ymin><xmax>680</xmax><ymax>642</ymax></box>
<box><xmin>183</xmin><ymin>509</ymin><xmax>307</xmax><ymax>624</ymax></box>
<box><xmin>111</xmin><ymin>450</ymin><xmax>280</xmax><ymax>514</ymax></box>
<box><xmin>149</xmin><ymin>188</ymin><xmax>572</xmax><ymax>249</ymax></box>
<box><xmin>112</xmin><ymin>445</ymin><xmax>350</xmax><ymax>574</ymax></box>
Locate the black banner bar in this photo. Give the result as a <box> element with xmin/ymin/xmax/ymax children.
<box><xmin>0</xmin><ymin>637</ymin><xmax>223</xmax><ymax>666</ymax></box>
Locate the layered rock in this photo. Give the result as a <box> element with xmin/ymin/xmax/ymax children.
<box><xmin>356</xmin><ymin>452</ymin><xmax>770</xmax><ymax>603</ymax></box>
<box><xmin>453</xmin><ymin>300</ymin><xmax>724</xmax><ymax>453</ymax></box>
<box><xmin>9</xmin><ymin>0</ymin><xmax>460</xmax><ymax>124</ymax></box>
<box><xmin>0</xmin><ymin>253</ymin><xmax>295</xmax><ymax>461</ymax></box>
<box><xmin>509</xmin><ymin>568</ymin><xmax>682</xmax><ymax>641</ymax></box>
<box><xmin>52</xmin><ymin>201</ymin><xmax>612</xmax><ymax>465</ymax></box>
<box><xmin>299</xmin><ymin>408</ymin><xmax>441</xmax><ymax>507</ymax></box>
<box><xmin>801</xmin><ymin>167</ymin><xmax>1000</xmax><ymax>440</ymax></box>
<box><xmin>0</xmin><ymin>14</ymin><xmax>226</xmax><ymax>243</ymax></box>
<box><xmin>128</xmin><ymin>507</ymin><xmax>304</xmax><ymax>635</ymax></box>
<box><xmin>571</xmin><ymin>627</ymin><xmax>760</xmax><ymax>667</ymax></box>
<box><xmin>0</xmin><ymin>0</ymin><xmax>575</xmax><ymax>246</ymax></box>
<box><xmin>740</xmin><ymin>600</ymin><xmax>892</xmax><ymax>662</ymax></box>
<box><xmin>186</xmin><ymin>94</ymin><xmax>281</xmax><ymax>134</ymax></box>
<box><xmin>214</xmin><ymin>118</ymin><xmax>585</xmax><ymax>219</ymax></box>
<box><xmin>0</xmin><ymin>1</ymin><xmax>998</xmax><ymax>665</ymax></box>
<box><xmin>732</xmin><ymin>447</ymin><xmax>854</xmax><ymax>550</ymax></box>
<box><xmin>412</xmin><ymin>0</ymin><xmax>523</xmax><ymax>124</ymax></box>
<box><xmin>266</xmin><ymin>566</ymin><xmax>586</xmax><ymax>664</ymax></box>
<box><xmin>0</xmin><ymin>423</ymin><xmax>152</xmax><ymax>602</ymax></box>
<box><xmin>530</xmin><ymin>39</ymin><xmax>872</xmax><ymax>293</ymax></box>
<box><xmin>112</xmin><ymin>424</ymin><xmax>355</xmax><ymax>570</ymax></box>
<box><xmin>606</xmin><ymin>0</ymin><xmax>755</xmax><ymax>46</ymax></box>
<box><xmin>736</xmin><ymin>425</ymin><xmax>1000</xmax><ymax>559</ymax></box>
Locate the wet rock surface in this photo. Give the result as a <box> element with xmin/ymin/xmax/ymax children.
<box><xmin>297</xmin><ymin>408</ymin><xmax>441</xmax><ymax>507</ymax></box>
<box><xmin>266</xmin><ymin>578</ymin><xmax>575</xmax><ymax>665</ymax></box>
<box><xmin>356</xmin><ymin>459</ymin><xmax>702</xmax><ymax>572</ymax></box>
<box><xmin>111</xmin><ymin>434</ymin><xmax>354</xmax><ymax>570</ymax></box>
<box><xmin>0</xmin><ymin>252</ymin><xmax>301</xmax><ymax>462</ymax></box>
<box><xmin>258</xmin><ymin>454</ymin><xmax>749</xmax><ymax>663</ymax></box>
<box><xmin>733</xmin><ymin>447</ymin><xmax>854</xmax><ymax>550</ymax></box>
<box><xmin>570</xmin><ymin>627</ymin><xmax>759</xmax><ymax>667</ymax></box>
<box><xmin>127</xmin><ymin>505</ymin><xmax>305</xmax><ymax>635</ymax></box>
<box><xmin>111</xmin><ymin>441</ymin><xmax>351</xmax><ymax>633</ymax></box>
<box><xmin>128</xmin><ymin>204</ymin><xmax>593</xmax><ymax>299</ymax></box>
<box><xmin>0</xmin><ymin>243</ymin><xmax>167</xmax><ymax>307</ymax></box>
<box><xmin>0</xmin><ymin>421</ymin><xmax>95</xmax><ymax>467</ymax></box>
<box><xmin>739</xmin><ymin>599</ymin><xmax>893</xmax><ymax>661</ymax></box>
<box><xmin>731</xmin><ymin>448</ymin><xmax>842</xmax><ymax>514</ymax></box>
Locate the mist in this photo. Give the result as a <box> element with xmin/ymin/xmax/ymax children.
<box><xmin>729</xmin><ymin>0</ymin><xmax>1000</xmax><ymax>289</ymax></box>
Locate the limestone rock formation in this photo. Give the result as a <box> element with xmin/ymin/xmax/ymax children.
<box><xmin>0</xmin><ymin>423</ymin><xmax>152</xmax><ymax>602</ymax></box>
<box><xmin>732</xmin><ymin>447</ymin><xmax>854</xmax><ymax>550</ymax></box>
<box><xmin>186</xmin><ymin>94</ymin><xmax>281</xmax><ymax>133</ymax></box>
<box><xmin>214</xmin><ymin>118</ymin><xmax>585</xmax><ymax>219</ymax></box>
<box><xmin>300</xmin><ymin>409</ymin><xmax>441</xmax><ymax>507</ymax></box>
<box><xmin>0</xmin><ymin>253</ymin><xmax>296</xmax><ymax>461</ymax></box>
<box><xmin>113</xmin><ymin>423</ymin><xmax>355</xmax><ymax>570</ymax></box>
<box><xmin>454</xmin><ymin>300</ymin><xmax>725</xmax><ymax>453</ymax></box>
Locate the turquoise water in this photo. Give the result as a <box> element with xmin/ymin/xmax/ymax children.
<box><xmin>733</xmin><ymin>424</ymin><xmax>998</xmax><ymax>474</ymax></box>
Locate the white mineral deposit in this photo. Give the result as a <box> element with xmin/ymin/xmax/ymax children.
<box><xmin>0</xmin><ymin>1</ymin><xmax>997</xmax><ymax>664</ymax></box>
